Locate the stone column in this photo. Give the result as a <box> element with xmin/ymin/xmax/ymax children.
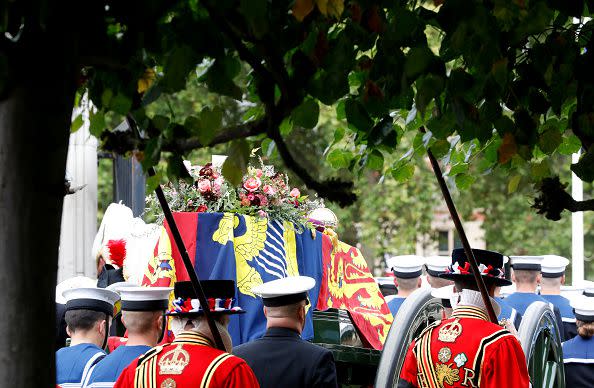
<box><xmin>57</xmin><ymin>122</ymin><xmax>98</xmax><ymax>282</ymax></box>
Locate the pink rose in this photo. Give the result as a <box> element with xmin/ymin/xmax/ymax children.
<box><xmin>213</xmin><ymin>177</ymin><xmax>224</xmax><ymax>192</ymax></box>
<box><xmin>290</xmin><ymin>188</ymin><xmax>300</xmax><ymax>198</ymax></box>
<box><xmin>258</xmin><ymin>210</ymin><xmax>268</xmax><ymax>218</ymax></box>
<box><xmin>247</xmin><ymin>193</ymin><xmax>255</xmax><ymax>201</ymax></box>
<box><xmin>197</xmin><ymin>179</ymin><xmax>211</xmax><ymax>193</ymax></box>
<box><xmin>243</xmin><ymin>177</ymin><xmax>261</xmax><ymax>192</ymax></box>
<box><xmin>255</xmin><ymin>169</ymin><xmax>263</xmax><ymax>178</ymax></box>
<box><xmin>262</xmin><ymin>185</ymin><xmax>276</xmax><ymax>196</ymax></box>
<box><xmin>240</xmin><ymin>197</ymin><xmax>251</xmax><ymax>206</ymax></box>
<box><xmin>257</xmin><ymin>194</ymin><xmax>268</xmax><ymax>206</ymax></box>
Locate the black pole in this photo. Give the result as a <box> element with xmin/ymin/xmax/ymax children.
<box><xmin>422</xmin><ymin>127</ymin><xmax>498</xmax><ymax>324</ymax></box>
<box><xmin>125</xmin><ymin>116</ymin><xmax>226</xmax><ymax>350</ymax></box>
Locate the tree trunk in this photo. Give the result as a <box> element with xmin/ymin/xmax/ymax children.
<box><xmin>0</xmin><ymin>70</ymin><xmax>75</xmax><ymax>386</ymax></box>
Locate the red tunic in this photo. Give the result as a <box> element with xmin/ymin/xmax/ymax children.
<box><xmin>398</xmin><ymin>306</ymin><xmax>530</xmax><ymax>388</ymax></box>
<box><xmin>114</xmin><ymin>331</ymin><xmax>259</xmax><ymax>388</ymax></box>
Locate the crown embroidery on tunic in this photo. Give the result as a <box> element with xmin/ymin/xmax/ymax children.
<box><xmin>158</xmin><ymin>345</ymin><xmax>190</xmax><ymax>375</ymax></box>
<box><xmin>438</xmin><ymin>319</ymin><xmax>462</xmax><ymax>343</ymax></box>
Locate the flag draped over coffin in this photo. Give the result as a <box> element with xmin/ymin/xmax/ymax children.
<box><xmin>143</xmin><ymin>212</ymin><xmax>323</xmax><ymax>346</ymax></box>
<box><xmin>317</xmin><ymin>232</ymin><xmax>393</xmax><ymax>350</ymax></box>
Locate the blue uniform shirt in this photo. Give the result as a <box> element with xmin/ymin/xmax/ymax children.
<box><xmin>56</xmin><ymin>343</ymin><xmax>105</xmax><ymax>386</ymax></box>
<box><xmin>541</xmin><ymin>294</ymin><xmax>577</xmax><ymax>340</ymax></box>
<box><xmin>563</xmin><ymin>335</ymin><xmax>594</xmax><ymax>388</ymax></box>
<box><xmin>388</xmin><ymin>297</ymin><xmax>406</xmax><ymax>317</ymax></box>
<box><xmin>84</xmin><ymin>345</ymin><xmax>151</xmax><ymax>387</ymax></box>
<box><xmin>496</xmin><ymin>297</ymin><xmax>522</xmax><ymax>330</ymax></box>
<box><xmin>505</xmin><ymin>292</ymin><xmax>564</xmax><ymax>336</ymax></box>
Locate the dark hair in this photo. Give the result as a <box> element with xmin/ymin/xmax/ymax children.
<box><xmin>65</xmin><ymin>309</ymin><xmax>107</xmax><ymax>333</ymax></box>
<box><xmin>577</xmin><ymin>320</ymin><xmax>594</xmax><ymax>339</ymax></box>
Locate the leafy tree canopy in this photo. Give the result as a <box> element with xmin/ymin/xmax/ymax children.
<box><xmin>6</xmin><ymin>0</ymin><xmax>594</xmax><ymax>218</ymax></box>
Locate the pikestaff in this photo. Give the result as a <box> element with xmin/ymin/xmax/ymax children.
<box><xmin>422</xmin><ymin>127</ymin><xmax>498</xmax><ymax>324</ymax></box>
<box><xmin>125</xmin><ymin>115</ymin><xmax>226</xmax><ymax>351</ymax></box>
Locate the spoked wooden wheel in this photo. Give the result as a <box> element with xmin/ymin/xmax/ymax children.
<box><xmin>375</xmin><ymin>288</ymin><xmax>445</xmax><ymax>388</ymax></box>
<box><xmin>518</xmin><ymin>301</ymin><xmax>565</xmax><ymax>388</ymax></box>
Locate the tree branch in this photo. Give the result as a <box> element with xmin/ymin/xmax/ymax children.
<box><xmin>533</xmin><ymin>176</ymin><xmax>594</xmax><ymax>220</ymax></box>
<box><xmin>166</xmin><ymin>120</ymin><xmax>268</xmax><ymax>151</ymax></box>
<box><xmin>268</xmin><ymin>127</ymin><xmax>357</xmax><ymax>207</ymax></box>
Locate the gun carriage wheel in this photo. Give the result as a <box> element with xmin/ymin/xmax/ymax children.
<box><xmin>518</xmin><ymin>301</ymin><xmax>565</xmax><ymax>388</ymax></box>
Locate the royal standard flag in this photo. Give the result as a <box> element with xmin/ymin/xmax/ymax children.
<box><xmin>317</xmin><ymin>232</ymin><xmax>393</xmax><ymax>350</ymax></box>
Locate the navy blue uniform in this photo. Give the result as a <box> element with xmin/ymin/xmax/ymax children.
<box><xmin>541</xmin><ymin>294</ymin><xmax>577</xmax><ymax>340</ymax></box>
<box><xmin>83</xmin><ymin>345</ymin><xmax>150</xmax><ymax>388</ymax></box>
<box><xmin>504</xmin><ymin>292</ymin><xmax>564</xmax><ymax>334</ymax></box>
<box><xmin>233</xmin><ymin>327</ymin><xmax>338</xmax><ymax>388</ymax></box>
<box><xmin>563</xmin><ymin>335</ymin><xmax>594</xmax><ymax>388</ymax></box>
<box><xmin>387</xmin><ymin>297</ymin><xmax>406</xmax><ymax>317</ymax></box>
<box><xmin>496</xmin><ymin>297</ymin><xmax>522</xmax><ymax>330</ymax></box>
<box><xmin>56</xmin><ymin>343</ymin><xmax>105</xmax><ymax>387</ymax></box>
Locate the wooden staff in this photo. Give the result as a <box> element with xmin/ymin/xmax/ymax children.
<box><xmin>422</xmin><ymin>127</ymin><xmax>498</xmax><ymax>323</ymax></box>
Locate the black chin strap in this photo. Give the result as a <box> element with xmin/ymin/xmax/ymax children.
<box><xmin>102</xmin><ymin>320</ymin><xmax>109</xmax><ymax>350</ymax></box>
<box><xmin>158</xmin><ymin>314</ymin><xmax>167</xmax><ymax>343</ymax></box>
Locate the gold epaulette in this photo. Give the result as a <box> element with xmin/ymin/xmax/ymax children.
<box><xmin>138</xmin><ymin>345</ymin><xmax>165</xmax><ymax>366</ymax></box>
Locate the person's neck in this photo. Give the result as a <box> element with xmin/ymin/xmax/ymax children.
<box><xmin>540</xmin><ymin>287</ymin><xmax>560</xmax><ymax>295</ymax></box>
<box><xmin>266</xmin><ymin>318</ymin><xmax>302</xmax><ymax>334</ymax></box>
<box><xmin>69</xmin><ymin>332</ymin><xmax>101</xmax><ymax>348</ymax></box>
<box><xmin>397</xmin><ymin>289</ymin><xmax>415</xmax><ymax>298</ymax></box>
<box><xmin>516</xmin><ymin>284</ymin><xmax>538</xmax><ymax>293</ymax></box>
<box><xmin>125</xmin><ymin>332</ymin><xmax>157</xmax><ymax>347</ymax></box>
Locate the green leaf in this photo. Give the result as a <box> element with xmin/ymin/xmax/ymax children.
<box><xmin>404</xmin><ymin>46</ymin><xmax>434</xmax><ymax>79</ymax></box>
<box><xmin>142</xmin><ymin>136</ymin><xmax>163</xmax><ymax>170</ymax></box>
<box><xmin>455</xmin><ymin>173</ymin><xmax>476</xmax><ymax>190</ymax></box>
<box><xmin>531</xmin><ymin>160</ymin><xmax>551</xmax><ymax>180</ymax></box>
<box><xmin>71</xmin><ymin>114</ymin><xmax>84</xmax><ymax>133</ymax></box>
<box><xmin>508</xmin><ymin>175</ymin><xmax>521</xmax><ymax>194</ymax></box>
<box><xmin>146</xmin><ymin>172</ymin><xmax>163</xmax><ymax>193</ymax></box>
<box><xmin>557</xmin><ymin>134</ymin><xmax>582</xmax><ymax>155</ymax></box>
<box><xmin>367</xmin><ymin>150</ymin><xmax>384</xmax><ymax>171</ymax></box>
<box><xmin>571</xmin><ymin>148</ymin><xmax>594</xmax><ymax>181</ymax></box>
<box><xmin>327</xmin><ymin>149</ymin><xmax>352</xmax><ymax>169</ymax></box>
<box><xmin>336</xmin><ymin>100</ymin><xmax>346</xmax><ymax>120</ymax></box>
<box><xmin>152</xmin><ymin>115</ymin><xmax>170</xmax><ymax>131</ymax></box>
<box><xmin>222</xmin><ymin>140</ymin><xmax>250</xmax><ymax>186</ymax></box>
<box><xmin>292</xmin><ymin>99</ymin><xmax>319</xmax><ymax>128</ymax></box>
<box><xmin>201</xmin><ymin>58</ymin><xmax>242</xmax><ymax>100</ymax></box>
<box><xmin>345</xmin><ymin>99</ymin><xmax>373</xmax><ymax>132</ymax></box>
<box><xmin>448</xmin><ymin>163</ymin><xmax>468</xmax><ymax>176</ymax></box>
<box><xmin>199</xmin><ymin>106</ymin><xmax>223</xmax><ymax>143</ymax></box>
<box><xmin>89</xmin><ymin>111</ymin><xmax>106</xmax><ymax>138</ymax></box>
<box><xmin>162</xmin><ymin>45</ymin><xmax>200</xmax><ymax>93</ymax></box>
<box><xmin>391</xmin><ymin>163</ymin><xmax>415</xmax><ymax>182</ymax></box>
<box><xmin>333</xmin><ymin>127</ymin><xmax>346</xmax><ymax>143</ymax></box>
<box><xmin>279</xmin><ymin>118</ymin><xmax>293</xmax><ymax>136</ymax></box>
<box><xmin>111</xmin><ymin>93</ymin><xmax>132</xmax><ymax>115</ymax></box>
<box><xmin>430</xmin><ymin>139</ymin><xmax>450</xmax><ymax>159</ymax></box>
<box><xmin>538</xmin><ymin>129</ymin><xmax>562</xmax><ymax>154</ymax></box>
<box><xmin>101</xmin><ymin>89</ymin><xmax>113</xmax><ymax>108</ymax></box>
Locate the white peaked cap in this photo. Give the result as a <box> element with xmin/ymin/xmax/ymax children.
<box><xmin>541</xmin><ymin>255</ymin><xmax>570</xmax><ymax>277</ymax></box>
<box><xmin>425</xmin><ymin>256</ymin><xmax>451</xmax><ymax>275</ymax></box>
<box><xmin>62</xmin><ymin>287</ymin><xmax>120</xmax><ymax>316</ymax></box>
<box><xmin>119</xmin><ymin>287</ymin><xmax>173</xmax><ymax>311</ymax></box>
<box><xmin>387</xmin><ymin>255</ymin><xmax>424</xmax><ymax>278</ymax></box>
<box><xmin>56</xmin><ymin>276</ymin><xmax>98</xmax><ymax>304</ymax></box>
<box><xmin>252</xmin><ymin>276</ymin><xmax>315</xmax><ymax>307</ymax></box>
<box><xmin>571</xmin><ymin>295</ymin><xmax>594</xmax><ymax>321</ymax></box>
<box><xmin>510</xmin><ymin>255</ymin><xmax>544</xmax><ymax>271</ymax></box>
<box><xmin>107</xmin><ymin>281</ymin><xmax>139</xmax><ymax>293</ymax></box>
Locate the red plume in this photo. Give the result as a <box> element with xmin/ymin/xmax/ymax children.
<box><xmin>107</xmin><ymin>239</ymin><xmax>127</xmax><ymax>268</ymax></box>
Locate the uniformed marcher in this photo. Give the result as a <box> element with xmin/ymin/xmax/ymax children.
<box><xmin>56</xmin><ymin>287</ymin><xmax>120</xmax><ymax>387</ymax></box>
<box><xmin>397</xmin><ymin>248</ymin><xmax>530</xmax><ymax>388</ymax></box>
<box><xmin>84</xmin><ymin>286</ymin><xmax>172</xmax><ymax>387</ymax></box>
<box><xmin>114</xmin><ymin>280</ymin><xmax>259</xmax><ymax>388</ymax></box>
<box><xmin>540</xmin><ymin>255</ymin><xmax>577</xmax><ymax>340</ymax></box>
<box><xmin>562</xmin><ymin>293</ymin><xmax>594</xmax><ymax>388</ymax></box>
<box><xmin>505</xmin><ymin>255</ymin><xmax>564</xmax><ymax>332</ymax></box>
<box><xmin>425</xmin><ymin>256</ymin><xmax>454</xmax><ymax>289</ymax></box>
<box><xmin>233</xmin><ymin>276</ymin><xmax>338</xmax><ymax>388</ymax></box>
<box><xmin>386</xmin><ymin>255</ymin><xmax>424</xmax><ymax>317</ymax></box>
<box><xmin>493</xmin><ymin>256</ymin><xmax>522</xmax><ymax>330</ymax></box>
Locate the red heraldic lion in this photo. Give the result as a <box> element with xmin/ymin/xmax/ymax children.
<box><xmin>398</xmin><ymin>306</ymin><xmax>530</xmax><ymax>388</ymax></box>
<box><xmin>114</xmin><ymin>332</ymin><xmax>259</xmax><ymax>388</ymax></box>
